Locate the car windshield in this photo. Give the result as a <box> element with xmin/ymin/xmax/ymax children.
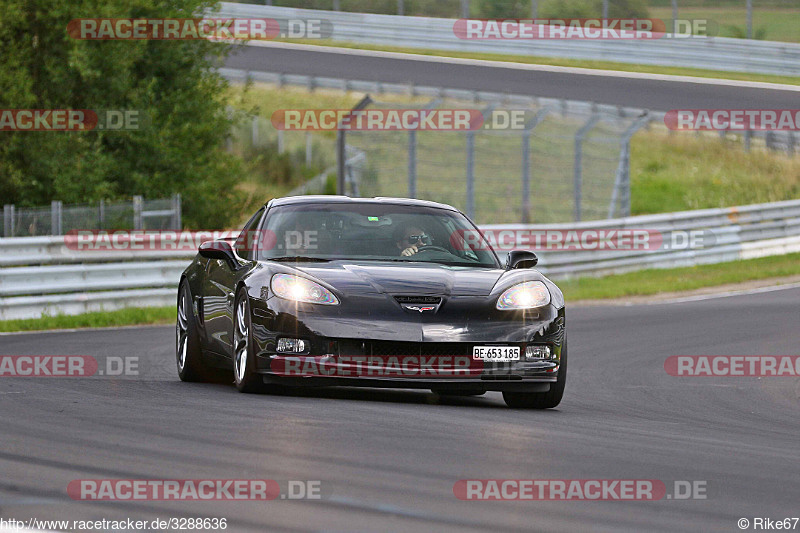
<box><xmin>257</xmin><ymin>203</ymin><xmax>500</xmax><ymax>268</ymax></box>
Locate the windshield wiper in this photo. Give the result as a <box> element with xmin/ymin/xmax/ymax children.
<box><xmin>268</xmin><ymin>256</ymin><xmax>331</xmax><ymax>263</ymax></box>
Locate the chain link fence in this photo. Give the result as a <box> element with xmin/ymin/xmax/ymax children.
<box><xmin>329</xmin><ymin>98</ymin><xmax>650</xmax><ymax>224</ymax></box>
<box><xmin>1</xmin><ymin>195</ymin><xmax>181</xmax><ymax>237</ymax></box>
<box><xmin>223</xmin><ymin>69</ymin><xmax>797</xmax><ymax>225</ymax></box>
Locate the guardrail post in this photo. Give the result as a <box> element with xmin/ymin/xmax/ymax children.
<box><xmin>172</xmin><ymin>193</ymin><xmax>182</xmax><ymax>229</ymax></box>
<box><xmin>573</xmin><ymin>109</ymin><xmax>601</xmax><ymax>222</ymax></box>
<box><xmin>466</xmin><ymin>132</ymin><xmax>475</xmax><ymax>219</ymax></box>
<box><xmin>133</xmin><ymin>196</ymin><xmax>143</xmax><ymax>230</ymax></box>
<box><xmin>51</xmin><ymin>200</ymin><xmax>63</xmax><ymax>235</ymax></box>
<box><xmin>408</xmin><ymin>130</ymin><xmax>417</xmax><ymax>198</ymax></box>
<box><xmin>3</xmin><ymin>204</ymin><xmax>13</xmax><ymax>237</ymax></box>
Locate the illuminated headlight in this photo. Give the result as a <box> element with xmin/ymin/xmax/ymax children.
<box><xmin>525</xmin><ymin>345</ymin><xmax>552</xmax><ymax>360</ymax></box>
<box><xmin>270</xmin><ymin>274</ymin><xmax>339</xmax><ymax>305</ymax></box>
<box><xmin>277</xmin><ymin>338</ymin><xmax>308</xmax><ymax>353</ymax></box>
<box><xmin>496</xmin><ymin>281</ymin><xmax>551</xmax><ymax>310</ymax></box>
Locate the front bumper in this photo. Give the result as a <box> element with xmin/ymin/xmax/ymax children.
<box><xmin>249</xmin><ymin>299</ymin><xmax>565</xmax><ymax>391</ymax></box>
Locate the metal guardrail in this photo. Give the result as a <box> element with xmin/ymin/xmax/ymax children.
<box><xmin>217</xmin><ymin>3</ymin><xmax>800</xmax><ymax>77</ymax></box>
<box><xmin>2</xmin><ymin>200</ymin><xmax>800</xmax><ymax>320</ymax></box>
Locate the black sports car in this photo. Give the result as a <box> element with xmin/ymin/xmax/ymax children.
<box><xmin>177</xmin><ymin>196</ymin><xmax>567</xmax><ymax>409</ymax></box>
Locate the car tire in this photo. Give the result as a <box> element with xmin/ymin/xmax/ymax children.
<box><xmin>233</xmin><ymin>287</ymin><xmax>265</xmax><ymax>393</ymax></box>
<box><xmin>176</xmin><ymin>281</ymin><xmax>207</xmax><ymax>382</ymax></box>
<box><xmin>503</xmin><ymin>336</ymin><xmax>567</xmax><ymax>409</ymax></box>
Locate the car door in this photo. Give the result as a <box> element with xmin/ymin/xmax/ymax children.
<box><xmin>202</xmin><ymin>207</ymin><xmax>265</xmax><ymax>357</ymax></box>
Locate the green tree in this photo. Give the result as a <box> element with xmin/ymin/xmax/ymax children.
<box><xmin>0</xmin><ymin>0</ymin><xmax>243</xmax><ymax>228</ymax></box>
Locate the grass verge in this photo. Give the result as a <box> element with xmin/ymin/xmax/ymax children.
<box><xmin>3</xmin><ymin>253</ymin><xmax>800</xmax><ymax>332</ymax></box>
<box><xmin>560</xmin><ymin>251</ymin><xmax>800</xmax><ymax>301</ymax></box>
<box><xmin>0</xmin><ymin>306</ymin><xmax>175</xmax><ymax>333</ymax></box>
<box><xmin>272</xmin><ymin>39</ymin><xmax>800</xmax><ymax>86</ymax></box>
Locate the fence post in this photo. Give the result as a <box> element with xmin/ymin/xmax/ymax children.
<box><xmin>397</xmin><ymin>0</ymin><xmax>404</xmax><ymax>16</ymax></box>
<box><xmin>520</xmin><ymin>107</ymin><xmax>552</xmax><ymax>224</ymax></box>
<box><xmin>172</xmin><ymin>193</ymin><xmax>182</xmax><ymax>229</ymax></box>
<box><xmin>521</xmin><ymin>132</ymin><xmax>531</xmax><ymax>224</ymax></box>
<box><xmin>333</xmin><ymin>0</ymin><xmax>340</xmax><ymax>11</ymax></box>
<box><xmin>337</xmin><ymin>95</ymin><xmax>372</xmax><ymax>195</ymax></box>
<box><xmin>744</xmin><ymin>130</ymin><xmax>752</xmax><ymax>152</ymax></box>
<box><xmin>531</xmin><ymin>0</ymin><xmax>537</xmax><ymax>18</ymax></box>
<box><xmin>51</xmin><ymin>200</ymin><xmax>63</xmax><ymax>235</ymax></box>
<box><xmin>609</xmin><ymin>114</ymin><xmax>649</xmax><ymax>219</ymax></box>
<box><xmin>461</xmin><ymin>0</ymin><xmax>469</xmax><ymax>18</ymax></box>
<box><xmin>408</xmin><ymin>130</ymin><xmax>417</xmax><ymax>198</ymax></box>
<box><xmin>305</xmin><ymin>132</ymin><xmax>313</xmax><ymax>165</ymax></box>
<box><xmin>466</xmin><ymin>132</ymin><xmax>475</xmax><ymax>219</ymax></box>
<box><xmin>133</xmin><ymin>196</ymin><xmax>143</xmax><ymax>230</ymax></box>
<box><xmin>3</xmin><ymin>204</ymin><xmax>13</xmax><ymax>237</ymax></box>
<box><xmin>277</xmin><ymin>129</ymin><xmax>284</xmax><ymax>153</ymax></box>
<box><xmin>99</xmin><ymin>199</ymin><xmax>105</xmax><ymax>229</ymax></box>
<box><xmin>573</xmin><ymin>110</ymin><xmax>601</xmax><ymax>222</ymax></box>
<box><xmin>251</xmin><ymin>116</ymin><xmax>259</xmax><ymax>147</ymax></box>
<box><xmin>746</xmin><ymin>0</ymin><xmax>752</xmax><ymax>39</ymax></box>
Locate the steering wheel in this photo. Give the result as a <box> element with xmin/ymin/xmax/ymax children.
<box><xmin>412</xmin><ymin>245</ymin><xmax>452</xmax><ymax>256</ymax></box>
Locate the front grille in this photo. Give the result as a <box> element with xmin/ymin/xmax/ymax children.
<box><xmin>336</xmin><ymin>340</ymin><xmax>524</xmax><ymax>357</ymax></box>
<box><xmin>393</xmin><ymin>295</ymin><xmax>442</xmax><ymax>305</ymax></box>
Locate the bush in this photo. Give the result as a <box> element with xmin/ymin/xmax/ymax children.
<box><xmin>0</xmin><ymin>0</ymin><xmax>245</xmax><ymax>229</ymax></box>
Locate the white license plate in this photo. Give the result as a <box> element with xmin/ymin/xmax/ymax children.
<box><xmin>472</xmin><ymin>346</ymin><xmax>520</xmax><ymax>361</ymax></box>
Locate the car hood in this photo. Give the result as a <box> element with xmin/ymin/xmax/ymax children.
<box><xmin>293</xmin><ymin>261</ymin><xmax>506</xmax><ymax>297</ymax></box>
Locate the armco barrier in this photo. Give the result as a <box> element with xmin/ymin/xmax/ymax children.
<box><xmin>2</xmin><ymin>199</ymin><xmax>800</xmax><ymax>320</ymax></box>
<box><xmin>216</xmin><ymin>3</ymin><xmax>800</xmax><ymax>77</ymax></box>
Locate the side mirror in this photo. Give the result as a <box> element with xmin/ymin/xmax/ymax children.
<box><xmin>505</xmin><ymin>250</ymin><xmax>538</xmax><ymax>269</ymax></box>
<box><xmin>199</xmin><ymin>240</ymin><xmax>238</xmax><ymax>267</ymax></box>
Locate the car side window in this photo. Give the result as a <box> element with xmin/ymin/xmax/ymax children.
<box><xmin>234</xmin><ymin>207</ymin><xmax>266</xmax><ymax>260</ymax></box>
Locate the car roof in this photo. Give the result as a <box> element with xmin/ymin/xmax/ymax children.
<box><xmin>266</xmin><ymin>196</ymin><xmax>460</xmax><ymax>212</ymax></box>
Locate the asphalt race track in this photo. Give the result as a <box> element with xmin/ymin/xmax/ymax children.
<box><xmin>224</xmin><ymin>43</ymin><xmax>800</xmax><ymax>111</ymax></box>
<box><xmin>1</xmin><ymin>287</ymin><xmax>799</xmax><ymax>532</ymax></box>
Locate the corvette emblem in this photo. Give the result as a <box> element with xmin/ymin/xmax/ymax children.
<box><xmin>403</xmin><ymin>305</ymin><xmax>437</xmax><ymax>313</ymax></box>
